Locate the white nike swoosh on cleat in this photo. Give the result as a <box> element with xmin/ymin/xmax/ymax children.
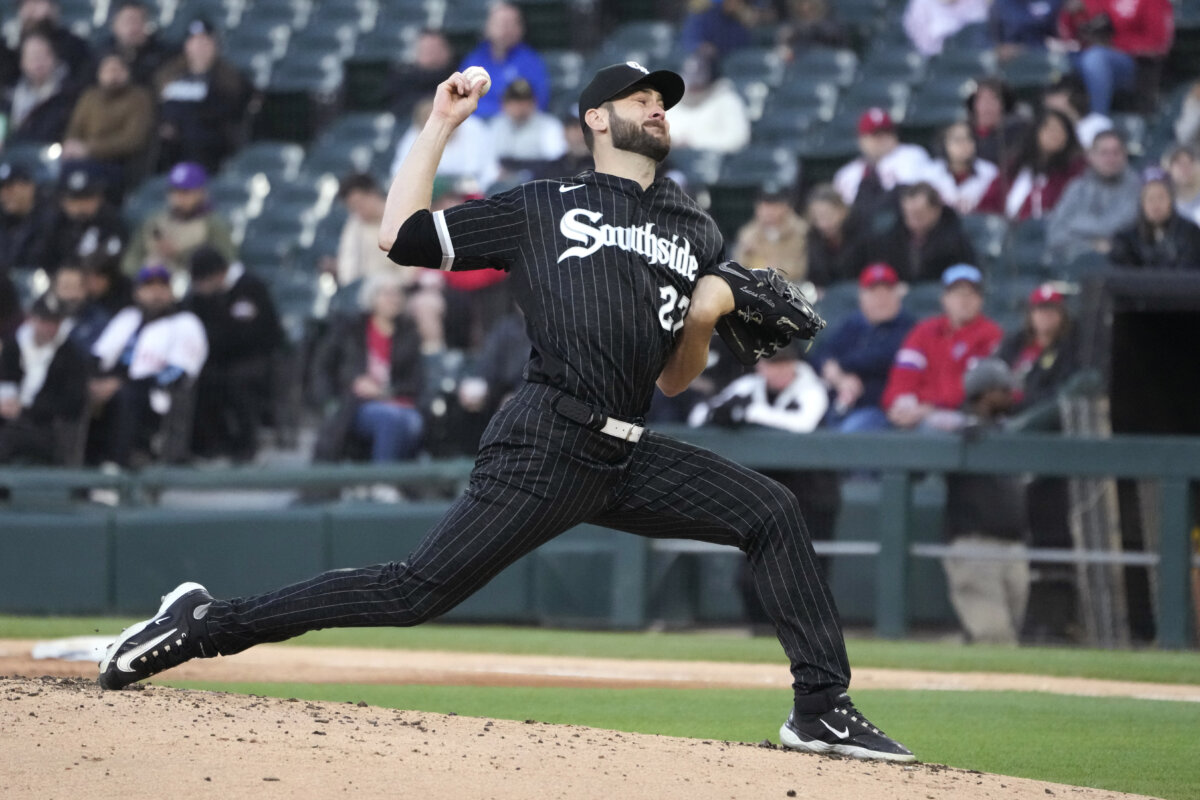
<box><xmin>193</xmin><ymin>603</ymin><xmax>211</xmax><ymax>620</ymax></box>
<box><xmin>115</xmin><ymin>629</ymin><xmax>176</xmax><ymax>673</ymax></box>
<box><xmin>820</xmin><ymin>719</ymin><xmax>850</xmax><ymax>739</ymax></box>
<box><xmin>559</xmin><ymin>184</ymin><xmax>585</xmax><ymax>193</ymax></box>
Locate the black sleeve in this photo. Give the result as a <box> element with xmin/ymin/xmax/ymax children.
<box><xmin>386</xmin><ymin>210</ymin><xmax>445</xmax><ymax>269</ymax></box>
<box><xmin>1108</xmin><ymin>227</ymin><xmax>1138</xmax><ymax>267</ymax></box>
<box><xmin>427</xmin><ymin>186</ymin><xmax>527</xmax><ymax>272</ymax></box>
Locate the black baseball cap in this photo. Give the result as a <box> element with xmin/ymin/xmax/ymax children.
<box><xmin>60</xmin><ymin>167</ymin><xmax>105</xmax><ymax>197</ymax></box>
<box><xmin>577</xmin><ymin>62</ymin><xmax>685</xmax><ymax>133</ymax></box>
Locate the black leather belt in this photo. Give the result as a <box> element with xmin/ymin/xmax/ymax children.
<box><xmin>550</xmin><ymin>393</ymin><xmax>645</xmax><ymax>443</ymax></box>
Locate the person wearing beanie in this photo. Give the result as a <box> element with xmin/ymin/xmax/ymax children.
<box><xmin>0</xmin><ymin>292</ymin><xmax>88</xmax><ymax>464</ymax></box>
<box><xmin>1110</xmin><ymin>168</ymin><xmax>1200</xmax><ymax>269</ymax></box>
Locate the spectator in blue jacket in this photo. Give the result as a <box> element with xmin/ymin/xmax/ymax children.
<box><xmin>679</xmin><ymin>0</ymin><xmax>758</xmax><ymax>61</ymax></box>
<box><xmin>457</xmin><ymin>2</ymin><xmax>549</xmax><ymax>119</ymax></box>
<box><xmin>812</xmin><ymin>263</ymin><xmax>916</xmax><ymax>432</ymax></box>
<box><xmin>989</xmin><ymin>0</ymin><xmax>1064</xmax><ymax>60</ymax></box>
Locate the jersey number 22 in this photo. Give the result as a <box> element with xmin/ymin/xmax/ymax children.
<box><xmin>658</xmin><ymin>285</ymin><xmax>691</xmax><ymax>334</ymax></box>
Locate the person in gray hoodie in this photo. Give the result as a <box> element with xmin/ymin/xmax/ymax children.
<box><xmin>1045</xmin><ymin>129</ymin><xmax>1141</xmax><ymax>264</ymax></box>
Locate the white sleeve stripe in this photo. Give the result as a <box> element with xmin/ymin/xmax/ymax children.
<box><xmin>432</xmin><ymin>209</ymin><xmax>455</xmax><ymax>270</ymax></box>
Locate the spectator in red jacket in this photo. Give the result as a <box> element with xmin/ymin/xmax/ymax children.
<box><xmin>883</xmin><ymin>264</ymin><xmax>1004</xmax><ymax>430</ymax></box>
<box><xmin>977</xmin><ymin>108</ymin><xmax>1086</xmax><ymax>220</ymax></box>
<box><xmin>1054</xmin><ymin>0</ymin><xmax>1174</xmax><ymax>115</ymax></box>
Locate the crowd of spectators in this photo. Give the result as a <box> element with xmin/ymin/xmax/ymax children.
<box><xmin>0</xmin><ymin>0</ymin><xmax>1197</xmax><ymax>506</ymax></box>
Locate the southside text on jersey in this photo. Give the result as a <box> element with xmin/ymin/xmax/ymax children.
<box><xmin>557</xmin><ymin>207</ymin><xmax>699</xmax><ymax>280</ymax></box>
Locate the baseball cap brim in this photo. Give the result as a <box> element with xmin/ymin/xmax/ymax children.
<box><xmin>578</xmin><ymin>63</ymin><xmax>685</xmax><ymax>132</ymax></box>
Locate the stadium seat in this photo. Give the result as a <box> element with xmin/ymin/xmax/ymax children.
<box><xmin>815</xmin><ymin>280</ymin><xmax>860</xmax><ymax>332</ymax></box>
<box><xmin>288</xmin><ymin>26</ymin><xmax>358</xmax><ymax>62</ymax></box>
<box><xmin>224</xmin><ymin>141</ymin><xmax>306</xmax><ymax>181</ymax></box>
<box><xmin>239</xmin><ymin>0</ymin><xmax>308</xmax><ymax>29</ymax></box>
<box><xmin>344</xmin><ymin>28</ymin><xmax>419</xmax><ymax>111</ymax></box>
<box><xmin>602</xmin><ymin>21</ymin><xmax>677</xmax><ymax>63</ymax></box>
<box><xmin>927</xmin><ymin>48</ymin><xmax>997</xmax><ymax>84</ymax></box>
<box><xmin>752</xmin><ymin>106</ymin><xmax>824</xmax><ymax>146</ymax></box>
<box><xmin>1005</xmin><ymin>217</ymin><xmax>1051</xmax><ymax>277</ymax></box>
<box><xmin>782</xmin><ymin>47</ymin><xmax>858</xmax><ymax>87</ymax></box>
<box><xmin>998</xmin><ymin>49</ymin><xmax>1070</xmax><ymax>105</ymax></box>
<box><xmin>721</xmin><ymin>47</ymin><xmax>786</xmax><ymax>89</ymax></box>
<box><xmin>514</xmin><ymin>0</ymin><xmax>575</xmax><ymax>51</ymax></box>
<box><xmin>959</xmin><ymin>213</ymin><xmax>1009</xmax><ymax>275</ymax></box>
<box><xmin>837</xmin><ymin>81</ymin><xmax>911</xmax><ymax>123</ymax></box>
<box><xmin>708</xmin><ymin>148</ymin><xmax>799</xmax><ymax>239</ymax></box>
<box><xmin>542</xmin><ymin>49</ymin><xmax>586</xmax><ymax>95</ymax></box>
<box><xmin>1056</xmin><ymin>250</ymin><xmax>1110</xmax><ymax>282</ymax></box>
<box><xmin>307</xmin><ymin>1</ymin><xmax>371</xmax><ymax>32</ymax></box>
<box><xmin>899</xmin><ymin>76</ymin><xmax>972</xmax><ymax>151</ymax></box>
<box><xmin>1110</xmin><ymin>113</ymin><xmax>1149</xmax><ymax>159</ymax></box>
<box><xmin>664</xmin><ymin>149</ymin><xmax>722</xmax><ymax>188</ymax></box>
<box><xmin>903</xmin><ymin>281</ymin><xmax>943</xmax><ymax>317</ymax></box>
<box><xmin>122</xmin><ymin>173</ymin><xmax>171</xmax><ymax>228</ymax></box>
<box><xmin>858</xmin><ymin>45</ymin><xmax>926</xmax><ymax>87</ymax></box>
<box><xmin>793</xmin><ymin>113</ymin><xmax>861</xmax><ymax>187</ymax></box>
<box><xmin>985</xmin><ymin>275</ymin><xmax>1041</xmax><ymax>319</ymax></box>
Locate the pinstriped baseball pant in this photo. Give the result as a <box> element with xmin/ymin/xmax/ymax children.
<box><xmin>205</xmin><ymin>382</ymin><xmax>851</xmax><ymax>696</ymax></box>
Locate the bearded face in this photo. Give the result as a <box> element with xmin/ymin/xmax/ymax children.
<box><xmin>607</xmin><ymin>104</ymin><xmax>670</xmax><ymax>163</ymax></box>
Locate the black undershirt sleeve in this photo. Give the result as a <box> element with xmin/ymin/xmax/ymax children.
<box><xmin>386</xmin><ymin>209</ymin><xmax>443</xmax><ymax>269</ymax></box>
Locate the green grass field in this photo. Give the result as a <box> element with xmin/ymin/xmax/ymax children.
<box><xmin>5</xmin><ymin>617</ymin><xmax>1200</xmax><ymax>798</ymax></box>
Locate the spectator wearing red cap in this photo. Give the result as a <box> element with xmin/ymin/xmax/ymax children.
<box><xmin>997</xmin><ymin>284</ymin><xmax>1079</xmax><ymax>412</ymax></box>
<box><xmin>122</xmin><ymin>161</ymin><xmax>236</xmax><ymax>277</ymax></box>
<box><xmin>833</xmin><ymin>108</ymin><xmax>932</xmax><ymax>213</ymax></box>
<box><xmin>1110</xmin><ymin>169</ymin><xmax>1200</xmax><ymax>270</ymax></box>
<box><xmin>882</xmin><ymin>264</ymin><xmax>1004</xmax><ymax>430</ymax></box>
<box><xmin>812</xmin><ymin>263</ymin><xmax>916</xmax><ymax>432</ymax></box>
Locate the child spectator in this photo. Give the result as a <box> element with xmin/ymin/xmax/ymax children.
<box><xmin>922</xmin><ymin>120</ymin><xmax>999</xmax><ymax>214</ymax></box>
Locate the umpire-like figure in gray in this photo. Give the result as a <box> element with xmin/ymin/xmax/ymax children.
<box><xmin>99</xmin><ymin>63</ymin><xmax>914</xmax><ymax>762</ymax></box>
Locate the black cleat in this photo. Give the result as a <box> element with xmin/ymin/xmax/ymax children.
<box><xmin>780</xmin><ymin>695</ymin><xmax>916</xmax><ymax>762</ymax></box>
<box><xmin>98</xmin><ymin>582</ymin><xmax>214</xmax><ymax>690</ymax></box>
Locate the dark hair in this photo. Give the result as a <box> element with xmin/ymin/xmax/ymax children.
<box><xmin>1044</xmin><ymin>75</ymin><xmax>1090</xmax><ymax>117</ymax></box>
<box><xmin>900</xmin><ymin>181</ymin><xmax>942</xmax><ymax>208</ymax></box>
<box><xmin>967</xmin><ymin>77</ymin><xmax>1016</xmax><ymax>117</ymax></box>
<box><xmin>1091</xmin><ymin>128</ymin><xmax>1126</xmax><ymax>150</ymax></box>
<box><xmin>338</xmin><ymin>171</ymin><xmax>381</xmax><ymax>199</ymax></box>
<box><xmin>1003</xmin><ymin>108</ymin><xmax>1080</xmax><ymax>180</ymax></box>
<box><xmin>937</xmin><ymin>120</ymin><xmax>975</xmax><ymax>160</ymax></box>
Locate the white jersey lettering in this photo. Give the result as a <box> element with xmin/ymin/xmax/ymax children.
<box><xmin>556</xmin><ymin>207</ymin><xmax>699</xmax><ymax>281</ymax></box>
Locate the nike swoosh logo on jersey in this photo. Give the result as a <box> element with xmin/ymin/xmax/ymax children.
<box><xmin>116</xmin><ymin>629</ymin><xmax>176</xmax><ymax>673</ymax></box>
<box><xmin>559</xmin><ymin>184</ymin><xmax>585</xmax><ymax>193</ymax></box>
<box><xmin>820</xmin><ymin>719</ymin><xmax>850</xmax><ymax>739</ymax></box>
<box><xmin>193</xmin><ymin>603</ymin><xmax>211</xmax><ymax>620</ymax></box>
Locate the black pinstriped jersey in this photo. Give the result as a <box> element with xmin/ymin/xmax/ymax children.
<box><xmin>422</xmin><ymin>170</ymin><xmax>725</xmax><ymax>418</ymax></box>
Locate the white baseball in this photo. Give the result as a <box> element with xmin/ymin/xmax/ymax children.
<box><xmin>461</xmin><ymin>66</ymin><xmax>491</xmax><ymax>96</ymax></box>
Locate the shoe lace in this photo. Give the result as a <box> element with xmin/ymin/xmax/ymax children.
<box><xmin>835</xmin><ymin>702</ymin><xmax>887</xmax><ymax>737</ymax></box>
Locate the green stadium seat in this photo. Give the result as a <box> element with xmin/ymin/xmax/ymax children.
<box><xmin>664</xmin><ymin>149</ymin><xmax>722</xmax><ymax>187</ymax></box>
<box><xmin>721</xmin><ymin>46</ymin><xmax>786</xmax><ymax>89</ymax></box>
<box><xmin>1005</xmin><ymin>217</ymin><xmax>1050</xmax><ymax>277</ymax></box>
<box><xmin>998</xmin><ymin>49</ymin><xmax>1070</xmax><ymax>105</ymax></box>
<box><xmin>838</xmin><ymin>80</ymin><xmax>911</xmax><ymax>123</ymax></box>
<box><xmin>514</xmin><ymin>0</ymin><xmax>575</xmax><ymax>51</ymax></box>
<box><xmin>985</xmin><ymin>275</ymin><xmax>1041</xmax><ymax>319</ymax></box>
<box><xmin>815</xmin><ymin>280</ymin><xmax>860</xmax><ymax>332</ymax></box>
<box><xmin>542</xmin><ymin>49</ymin><xmax>586</xmax><ymax>95</ymax></box>
<box><xmin>858</xmin><ymin>45</ymin><xmax>926</xmax><ymax>87</ymax></box>
<box><xmin>122</xmin><ymin>174</ymin><xmax>171</xmax><ymax>228</ymax></box>
<box><xmin>239</xmin><ymin>0</ymin><xmax>307</xmax><ymax>29</ymax></box>
<box><xmin>783</xmin><ymin>47</ymin><xmax>858</xmax><ymax>87</ymax></box>
<box><xmin>602</xmin><ymin>21</ymin><xmax>677</xmax><ymax>63</ymax></box>
<box><xmin>959</xmin><ymin>213</ymin><xmax>1009</xmax><ymax>275</ymax></box>
<box><xmin>224</xmin><ymin>141</ymin><xmax>306</xmax><ymax>181</ymax></box>
<box><xmin>708</xmin><ymin>148</ymin><xmax>799</xmax><ymax>239</ymax></box>
<box><xmin>903</xmin><ymin>281</ymin><xmax>943</xmax><ymax>317</ymax></box>
<box><xmin>752</xmin><ymin>106</ymin><xmax>824</xmax><ymax>146</ymax></box>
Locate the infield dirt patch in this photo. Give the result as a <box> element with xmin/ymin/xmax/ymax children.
<box><xmin>0</xmin><ymin>675</ymin><xmax>1159</xmax><ymax>800</ymax></box>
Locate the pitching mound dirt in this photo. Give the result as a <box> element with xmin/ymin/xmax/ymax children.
<box><xmin>2</xmin><ymin>675</ymin><xmax>1156</xmax><ymax>800</ymax></box>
